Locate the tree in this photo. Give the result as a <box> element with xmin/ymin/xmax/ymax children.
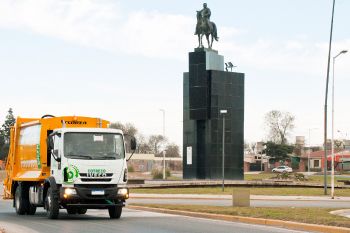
<box><xmin>263</xmin><ymin>141</ymin><xmax>294</xmax><ymax>162</ymax></box>
<box><xmin>148</xmin><ymin>135</ymin><xmax>167</xmax><ymax>156</ymax></box>
<box><xmin>135</xmin><ymin>134</ymin><xmax>152</xmax><ymax>153</ymax></box>
<box><xmin>265</xmin><ymin>110</ymin><xmax>295</xmax><ymax>144</ymax></box>
<box><xmin>110</xmin><ymin>121</ymin><xmax>138</xmax><ymax>153</ymax></box>
<box><xmin>109</xmin><ymin>122</ymin><xmax>137</xmax><ymax>137</ymax></box>
<box><xmin>0</xmin><ymin>134</ymin><xmax>6</xmax><ymax>160</ymax></box>
<box><xmin>165</xmin><ymin>143</ymin><xmax>180</xmax><ymax>157</ymax></box>
<box><xmin>334</xmin><ymin>140</ymin><xmax>344</xmax><ymax>150</ymax></box>
<box><xmin>0</xmin><ymin>108</ymin><xmax>16</xmax><ymax>160</ymax></box>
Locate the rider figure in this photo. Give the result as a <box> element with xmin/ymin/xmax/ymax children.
<box><xmin>200</xmin><ymin>3</ymin><xmax>211</xmax><ymax>29</ymax></box>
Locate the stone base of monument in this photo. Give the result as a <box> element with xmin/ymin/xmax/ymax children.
<box><xmin>183</xmin><ymin>48</ymin><xmax>244</xmax><ymax>180</ymax></box>
<box><xmin>232</xmin><ymin>189</ymin><xmax>250</xmax><ymax>207</ymax></box>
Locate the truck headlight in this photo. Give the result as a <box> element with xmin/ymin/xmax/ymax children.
<box><xmin>64</xmin><ymin>188</ymin><xmax>77</xmax><ymax>196</ymax></box>
<box><xmin>117</xmin><ymin>188</ymin><xmax>129</xmax><ymax>197</ymax></box>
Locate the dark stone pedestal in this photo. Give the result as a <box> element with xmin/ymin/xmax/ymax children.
<box><xmin>183</xmin><ymin>48</ymin><xmax>244</xmax><ymax>180</ymax></box>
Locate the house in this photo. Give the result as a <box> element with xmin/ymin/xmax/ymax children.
<box><xmin>298</xmin><ymin>149</ymin><xmax>348</xmax><ymax>172</ymax></box>
<box><xmin>324</xmin><ymin>150</ymin><xmax>350</xmax><ymax>171</ymax></box>
<box><xmin>244</xmin><ymin>153</ymin><xmax>269</xmax><ymax>172</ymax></box>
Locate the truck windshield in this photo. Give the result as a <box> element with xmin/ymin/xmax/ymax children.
<box><xmin>64</xmin><ymin>133</ymin><xmax>125</xmax><ymax>160</ymax></box>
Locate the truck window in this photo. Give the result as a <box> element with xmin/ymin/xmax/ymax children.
<box><xmin>63</xmin><ymin>133</ymin><xmax>125</xmax><ymax>160</ymax></box>
<box><xmin>19</xmin><ymin>125</ymin><xmax>41</xmax><ymax>145</ymax></box>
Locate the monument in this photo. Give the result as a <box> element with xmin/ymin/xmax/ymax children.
<box><xmin>183</xmin><ymin>3</ymin><xmax>244</xmax><ymax>179</ymax></box>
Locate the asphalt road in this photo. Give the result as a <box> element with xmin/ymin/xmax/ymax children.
<box><xmin>128</xmin><ymin>197</ymin><xmax>350</xmax><ymax>208</ymax></box>
<box><xmin>0</xmin><ymin>200</ymin><xmax>307</xmax><ymax>233</ymax></box>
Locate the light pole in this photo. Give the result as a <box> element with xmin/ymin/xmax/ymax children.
<box><xmin>220</xmin><ymin>109</ymin><xmax>227</xmax><ymax>192</ymax></box>
<box><xmin>331</xmin><ymin>50</ymin><xmax>347</xmax><ymax>199</ymax></box>
<box><xmin>308</xmin><ymin>128</ymin><xmax>318</xmax><ymax>174</ymax></box>
<box><xmin>160</xmin><ymin>109</ymin><xmax>166</xmax><ymax>179</ymax></box>
<box><xmin>323</xmin><ymin>0</ymin><xmax>336</xmax><ymax>196</ymax></box>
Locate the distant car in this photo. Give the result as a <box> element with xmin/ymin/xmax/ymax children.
<box><xmin>272</xmin><ymin>166</ymin><xmax>293</xmax><ymax>173</ymax></box>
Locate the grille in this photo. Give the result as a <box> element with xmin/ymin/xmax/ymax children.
<box><xmin>80</xmin><ymin>178</ymin><xmax>112</xmax><ymax>182</ymax></box>
<box><xmin>74</xmin><ymin>184</ymin><xmax>117</xmax><ymax>189</ymax></box>
<box><xmin>79</xmin><ymin>173</ymin><xmax>113</xmax><ymax>177</ymax></box>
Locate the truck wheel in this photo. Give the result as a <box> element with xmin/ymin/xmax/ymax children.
<box><xmin>45</xmin><ymin>187</ymin><xmax>59</xmax><ymax>219</ymax></box>
<box><xmin>15</xmin><ymin>184</ymin><xmax>28</xmax><ymax>215</ymax></box>
<box><xmin>77</xmin><ymin>208</ymin><xmax>87</xmax><ymax>214</ymax></box>
<box><xmin>108</xmin><ymin>206</ymin><xmax>122</xmax><ymax>219</ymax></box>
<box><xmin>66</xmin><ymin>207</ymin><xmax>77</xmax><ymax>214</ymax></box>
<box><xmin>26</xmin><ymin>204</ymin><xmax>37</xmax><ymax>215</ymax></box>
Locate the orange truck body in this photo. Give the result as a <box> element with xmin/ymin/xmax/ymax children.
<box><xmin>3</xmin><ymin>116</ymin><xmax>108</xmax><ymax>199</ymax></box>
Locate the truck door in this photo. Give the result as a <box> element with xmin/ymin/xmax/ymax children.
<box><xmin>50</xmin><ymin>133</ymin><xmax>63</xmax><ymax>184</ymax></box>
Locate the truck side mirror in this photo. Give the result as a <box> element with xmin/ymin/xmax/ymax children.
<box><xmin>51</xmin><ymin>149</ymin><xmax>61</xmax><ymax>162</ymax></box>
<box><xmin>130</xmin><ymin>137</ymin><xmax>137</xmax><ymax>151</ymax></box>
<box><xmin>47</xmin><ymin>137</ymin><xmax>54</xmax><ymax>150</ymax></box>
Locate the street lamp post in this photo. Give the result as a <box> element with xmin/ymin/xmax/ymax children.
<box><xmin>160</xmin><ymin>109</ymin><xmax>166</xmax><ymax>179</ymax></box>
<box><xmin>220</xmin><ymin>109</ymin><xmax>227</xmax><ymax>192</ymax></box>
<box><xmin>331</xmin><ymin>50</ymin><xmax>348</xmax><ymax>199</ymax></box>
<box><xmin>323</xmin><ymin>0</ymin><xmax>336</xmax><ymax>196</ymax></box>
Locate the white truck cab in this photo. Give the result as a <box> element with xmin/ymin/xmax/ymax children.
<box><xmin>42</xmin><ymin>128</ymin><xmax>133</xmax><ymax>219</ymax></box>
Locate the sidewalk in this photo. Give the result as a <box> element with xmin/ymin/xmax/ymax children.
<box><xmin>130</xmin><ymin>193</ymin><xmax>350</xmax><ymax>202</ymax></box>
<box><xmin>330</xmin><ymin>209</ymin><xmax>350</xmax><ymax>218</ymax></box>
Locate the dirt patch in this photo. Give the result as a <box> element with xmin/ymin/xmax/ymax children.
<box><xmin>0</xmin><ymin>170</ymin><xmax>6</xmax><ymax>182</ymax></box>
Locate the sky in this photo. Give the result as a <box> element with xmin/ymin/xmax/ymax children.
<box><xmin>0</xmin><ymin>0</ymin><xmax>350</xmax><ymax>150</ymax></box>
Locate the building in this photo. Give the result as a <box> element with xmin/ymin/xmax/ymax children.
<box><xmin>298</xmin><ymin>149</ymin><xmax>350</xmax><ymax>172</ymax></box>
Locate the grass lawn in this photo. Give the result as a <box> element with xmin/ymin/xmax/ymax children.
<box><xmin>130</xmin><ymin>204</ymin><xmax>350</xmax><ymax>228</ymax></box>
<box><xmin>130</xmin><ymin>186</ymin><xmax>350</xmax><ymax>196</ymax></box>
<box><xmin>244</xmin><ymin>173</ymin><xmax>350</xmax><ymax>185</ymax></box>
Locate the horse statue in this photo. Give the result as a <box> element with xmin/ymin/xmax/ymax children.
<box><xmin>195</xmin><ymin>10</ymin><xmax>218</xmax><ymax>49</ymax></box>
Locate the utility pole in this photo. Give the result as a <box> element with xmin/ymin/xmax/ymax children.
<box><xmin>323</xmin><ymin>0</ymin><xmax>336</xmax><ymax>195</ymax></box>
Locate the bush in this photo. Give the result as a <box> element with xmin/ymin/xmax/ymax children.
<box><xmin>151</xmin><ymin>169</ymin><xmax>163</xmax><ymax>179</ymax></box>
<box><xmin>151</xmin><ymin>168</ymin><xmax>171</xmax><ymax>179</ymax></box>
<box><xmin>276</xmin><ymin>172</ymin><xmax>291</xmax><ymax>180</ymax></box>
<box><xmin>294</xmin><ymin>173</ymin><xmax>307</xmax><ymax>181</ymax></box>
<box><xmin>166</xmin><ymin>168</ymin><xmax>171</xmax><ymax>178</ymax></box>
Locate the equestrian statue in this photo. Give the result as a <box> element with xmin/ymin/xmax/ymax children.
<box><xmin>195</xmin><ymin>3</ymin><xmax>219</xmax><ymax>49</ymax></box>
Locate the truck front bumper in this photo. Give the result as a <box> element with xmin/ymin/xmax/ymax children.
<box><xmin>59</xmin><ymin>185</ymin><xmax>129</xmax><ymax>204</ymax></box>
<box><xmin>66</xmin><ymin>203</ymin><xmax>124</xmax><ymax>209</ymax></box>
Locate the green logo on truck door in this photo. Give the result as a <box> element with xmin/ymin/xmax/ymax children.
<box><xmin>36</xmin><ymin>144</ymin><xmax>41</xmax><ymax>169</ymax></box>
<box><xmin>64</xmin><ymin>165</ymin><xmax>80</xmax><ymax>184</ymax></box>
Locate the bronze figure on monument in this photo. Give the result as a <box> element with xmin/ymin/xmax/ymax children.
<box><xmin>195</xmin><ymin>3</ymin><xmax>219</xmax><ymax>49</ymax></box>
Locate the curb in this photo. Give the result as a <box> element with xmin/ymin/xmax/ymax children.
<box><xmin>128</xmin><ymin>205</ymin><xmax>350</xmax><ymax>233</ymax></box>
<box><xmin>129</xmin><ymin>195</ymin><xmax>350</xmax><ymax>202</ymax></box>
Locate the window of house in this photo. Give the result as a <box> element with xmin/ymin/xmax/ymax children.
<box><xmin>314</xmin><ymin>160</ymin><xmax>320</xmax><ymax>168</ymax></box>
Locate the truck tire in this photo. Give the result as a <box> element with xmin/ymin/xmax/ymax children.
<box><xmin>26</xmin><ymin>204</ymin><xmax>37</xmax><ymax>215</ymax></box>
<box><xmin>66</xmin><ymin>207</ymin><xmax>77</xmax><ymax>214</ymax></box>
<box><xmin>45</xmin><ymin>187</ymin><xmax>59</xmax><ymax>219</ymax></box>
<box><xmin>15</xmin><ymin>184</ymin><xmax>28</xmax><ymax>215</ymax></box>
<box><xmin>108</xmin><ymin>206</ymin><xmax>122</xmax><ymax>219</ymax></box>
<box><xmin>77</xmin><ymin>208</ymin><xmax>87</xmax><ymax>214</ymax></box>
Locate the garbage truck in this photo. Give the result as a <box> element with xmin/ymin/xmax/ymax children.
<box><xmin>3</xmin><ymin>115</ymin><xmax>136</xmax><ymax>219</ymax></box>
